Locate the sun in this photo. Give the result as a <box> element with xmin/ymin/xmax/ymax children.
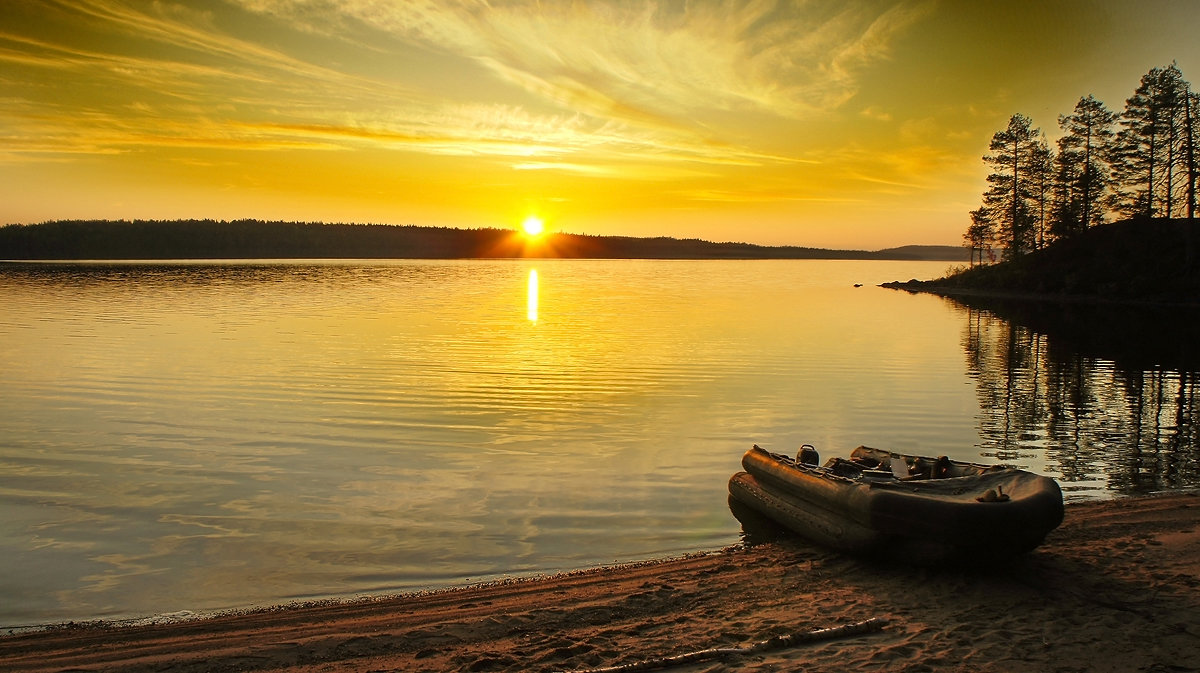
<box><xmin>521</xmin><ymin>215</ymin><xmax>545</xmax><ymax>237</ymax></box>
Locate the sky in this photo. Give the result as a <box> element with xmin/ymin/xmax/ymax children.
<box><xmin>2</xmin><ymin>1</ymin><xmax>1199</xmax><ymax>249</ymax></box>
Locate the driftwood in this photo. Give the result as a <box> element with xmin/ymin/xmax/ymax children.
<box><xmin>557</xmin><ymin>616</ymin><xmax>889</xmax><ymax>673</ymax></box>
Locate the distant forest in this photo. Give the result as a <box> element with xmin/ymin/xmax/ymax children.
<box><xmin>968</xmin><ymin>63</ymin><xmax>1198</xmax><ymax>264</ymax></box>
<box><xmin>0</xmin><ymin>219</ymin><xmax>966</xmax><ymax>261</ymax></box>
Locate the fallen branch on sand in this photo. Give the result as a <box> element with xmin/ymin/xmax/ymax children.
<box><xmin>556</xmin><ymin>616</ymin><xmax>889</xmax><ymax>673</ymax></box>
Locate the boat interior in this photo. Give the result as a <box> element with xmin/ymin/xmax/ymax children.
<box><xmin>793</xmin><ymin>444</ymin><xmax>1002</xmax><ymax>481</ymax></box>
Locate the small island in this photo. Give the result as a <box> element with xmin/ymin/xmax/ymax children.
<box><xmin>888</xmin><ymin>63</ymin><xmax>1200</xmax><ymax>307</ymax></box>
<box><xmin>884</xmin><ymin>217</ymin><xmax>1200</xmax><ymax>305</ymax></box>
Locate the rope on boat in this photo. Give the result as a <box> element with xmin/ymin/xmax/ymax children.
<box><xmin>555</xmin><ymin>616</ymin><xmax>889</xmax><ymax>673</ymax></box>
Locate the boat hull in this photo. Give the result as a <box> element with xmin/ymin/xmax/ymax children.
<box><xmin>729</xmin><ymin>445</ymin><xmax>1064</xmax><ymax>562</ymax></box>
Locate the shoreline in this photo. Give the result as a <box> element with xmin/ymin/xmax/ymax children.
<box><xmin>881</xmin><ymin>280</ymin><xmax>1200</xmax><ymax>309</ymax></box>
<box><xmin>3</xmin><ymin>493</ymin><xmax>1199</xmax><ymax>672</ymax></box>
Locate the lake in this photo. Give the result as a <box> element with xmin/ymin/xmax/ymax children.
<box><xmin>1</xmin><ymin>259</ymin><xmax>1197</xmax><ymax>627</ymax></box>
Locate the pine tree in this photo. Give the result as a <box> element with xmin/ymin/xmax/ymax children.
<box><xmin>1029</xmin><ymin>139</ymin><xmax>1054</xmax><ymax>248</ymax></box>
<box><xmin>1116</xmin><ymin>64</ymin><xmax>1192</xmax><ymax>219</ymax></box>
<box><xmin>1185</xmin><ymin>86</ymin><xmax>1198</xmax><ymax>267</ymax></box>
<box><xmin>982</xmin><ymin>114</ymin><xmax>1041</xmax><ymax>258</ymax></box>
<box><xmin>1053</xmin><ymin>95</ymin><xmax>1118</xmax><ymax>237</ymax></box>
<box><xmin>1161</xmin><ymin>66</ymin><xmax>1187</xmax><ymax>217</ymax></box>
<box><xmin>964</xmin><ymin>207</ymin><xmax>993</xmax><ymax>265</ymax></box>
<box><xmin>1050</xmin><ymin>146</ymin><xmax>1084</xmax><ymax>240</ymax></box>
<box><xmin>1185</xmin><ymin>87</ymin><xmax>1199</xmax><ymax>222</ymax></box>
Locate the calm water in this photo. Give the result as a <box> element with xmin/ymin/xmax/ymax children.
<box><xmin>1</xmin><ymin>259</ymin><xmax>1197</xmax><ymax>626</ymax></box>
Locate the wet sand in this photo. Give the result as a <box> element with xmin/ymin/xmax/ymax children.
<box><xmin>2</xmin><ymin>493</ymin><xmax>1198</xmax><ymax>673</ymax></box>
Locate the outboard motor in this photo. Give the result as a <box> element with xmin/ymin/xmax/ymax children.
<box><xmin>933</xmin><ymin>455</ymin><xmax>951</xmax><ymax>479</ymax></box>
<box><xmin>797</xmin><ymin>444</ymin><xmax>820</xmax><ymax>466</ymax></box>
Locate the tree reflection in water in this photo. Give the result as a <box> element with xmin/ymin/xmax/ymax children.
<box><xmin>954</xmin><ymin>296</ymin><xmax>1199</xmax><ymax>499</ymax></box>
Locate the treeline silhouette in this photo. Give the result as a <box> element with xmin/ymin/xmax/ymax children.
<box><xmin>0</xmin><ymin>219</ymin><xmax>964</xmax><ymax>261</ymax></box>
<box><xmin>968</xmin><ymin>63</ymin><xmax>1198</xmax><ymax>265</ymax></box>
<box><xmin>0</xmin><ymin>220</ymin><xmax>518</xmax><ymax>259</ymax></box>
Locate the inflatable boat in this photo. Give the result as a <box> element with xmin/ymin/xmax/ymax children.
<box><xmin>728</xmin><ymin>444</ymin><xmax>1064</xmax><ymax>562</ymax></box>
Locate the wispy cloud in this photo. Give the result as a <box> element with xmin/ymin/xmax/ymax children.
<box><xmin>676</xmin><ymin>187</ymin><xmax>862</xmax><ymax>204</ymax></box>
<box><xmin>0</xmin><ymin>0</ymin><xmax>425</xmax><ymax>160</ymax></box>
<box><xmin>10</xmin><ymin>0</ymin><xmax>908</xmax><ymax>171</ymax></box>
<box><xmin>859</xmin><ymin>106</ymin><xmax>893</xmax><ymax>122</ymax></box>
<box><xmin>512</xmin><ymin>161</ymin><xmax>618</xmax><ymax>176</ymax></box>
<box><xmin>234</xmin><ymin>0</ymin><xmax>779</xmax><ymax>154</ymax></box>
<box><xmin>233</xmin><ymin>0</ymin><xmax>934</xmax><ymax>148</ymax></box>
<box><xmin>40</xmin><ymin>0</ymin><xmax>388</xmax><ymax>94</ymax></box>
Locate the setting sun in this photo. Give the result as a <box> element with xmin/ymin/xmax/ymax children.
<box><xmin>521</xmin><ymin>216</ymin><xmax>545</xmax><ymax>237</ymax></box>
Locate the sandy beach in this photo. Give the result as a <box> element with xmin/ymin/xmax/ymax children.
<box><xmin>2</xmin><ymin>493</ymin><xmax>1198</xmax><ymax>673</ymax></box>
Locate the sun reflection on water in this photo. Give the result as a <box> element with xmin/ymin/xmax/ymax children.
<box><xmin>527</xmin><ymin>268</ymin><xmax>538</xmax><ymax>323</ymax></box>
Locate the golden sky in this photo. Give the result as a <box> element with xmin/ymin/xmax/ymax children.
<box><xmin>2</xmin><ymin>1</ymin><xmax>1199</xmax><ymax>248</ymax></box>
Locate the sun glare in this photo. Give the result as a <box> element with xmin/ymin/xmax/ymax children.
<box><xmin>521</xmin><ymin>215</ymin><xmax>544</xmax><ymax>237</ymax></box>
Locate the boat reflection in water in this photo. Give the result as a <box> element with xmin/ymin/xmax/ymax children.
<box><xmin>952</xmin><ymin>295</ymin><xmax>1200</xmax><ymax>499</ymax></box>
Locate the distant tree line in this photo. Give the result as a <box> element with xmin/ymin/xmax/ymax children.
<box><xmin>0</xmin><ymin>219</ymin><xmax>520</xmax><ymax>257</ymax></box>
<box><xmin>0</xmin><ymin>219</ymin><xmax>966</xmax><ymax>261</ymax></box>
<box><xmin>0</xmin><ymin>220</ymin><xmax>523</xmax><ymax>259</ymax></box>
<box><xmin>967</xmin><ymin>63</ymin><xmax>1199</xmax><ymax>265</ymax></box>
